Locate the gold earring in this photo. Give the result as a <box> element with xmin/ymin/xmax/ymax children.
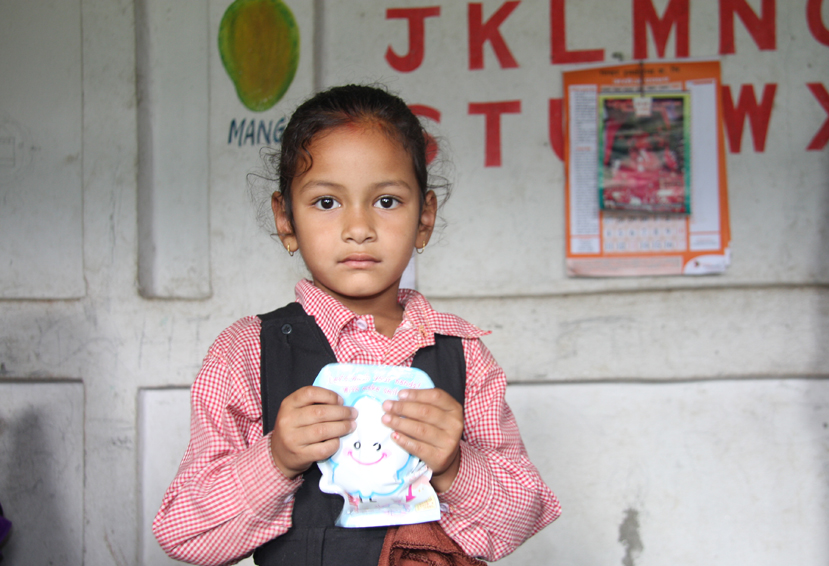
<box><xmin>416</xmin><ymin>242</ymin><xmax>426</xmax><ymax>254</ymax></box>
<box><xmin>286</xmin><ymin>242</ymin><xmax>294</xmax><ymax>257</ymax></box>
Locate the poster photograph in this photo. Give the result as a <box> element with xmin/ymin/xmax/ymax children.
<box><xmin>598</xmin><ymin>93</ymin><xmax>691</xmax><ymax>215</ymax></box>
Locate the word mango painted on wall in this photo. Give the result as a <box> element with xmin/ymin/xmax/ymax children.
<box><xmin>228</xmin><ymin>116</ymin><xmax>287</xmax><ymax>146</ymax></box>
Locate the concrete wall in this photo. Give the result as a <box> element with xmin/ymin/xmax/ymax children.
<box><xmin>0</xmin><ymin>0</ymin><xmax>826</xmax><ymax>564</ymax></box>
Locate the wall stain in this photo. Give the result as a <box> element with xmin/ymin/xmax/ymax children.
<box><xmin>619</xmin><ymin>508</ymin><xmax>643</xmax><ymax>566</ymax></box>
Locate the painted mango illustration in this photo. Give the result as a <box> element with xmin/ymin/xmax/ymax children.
<box><xmin>219</xmin><ymin>0</ymin><xmax>299</xmax><ymax>112</ymax></box>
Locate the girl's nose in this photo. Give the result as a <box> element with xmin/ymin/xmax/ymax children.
<box><xmin>342</xmin><ymin>206</ymin><xmax>376</xmax><ymax>244</ymax></box>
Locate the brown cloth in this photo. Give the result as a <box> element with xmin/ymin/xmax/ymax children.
<box><xmin>378</xmin><ymin>522</ymin><xmax>487</xmax><ymax>566</ymax></box>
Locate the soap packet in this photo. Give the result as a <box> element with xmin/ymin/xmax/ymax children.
<box><xmin>313</xmin><ymin>363</ymin><xmax>442</xmax><ymax>528</ymax></box>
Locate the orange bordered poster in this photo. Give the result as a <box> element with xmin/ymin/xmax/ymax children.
<box><xmin>563</xmin><ymin>59</ymin><xmax>731</xmax><ymax>277</ymax></box>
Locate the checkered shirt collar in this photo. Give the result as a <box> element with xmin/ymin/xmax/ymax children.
<box><xmin>294</xmin><ymin>279</ymin><xmax>486</xmax><ymax>348</ymax></box>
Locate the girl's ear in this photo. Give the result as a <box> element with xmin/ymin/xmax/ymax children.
<box><xmin>272</xmin><ymin>192</ymin><xmax>297</xmax><ymax>253</ymax></box>
<box><xmin>417</xmin><ymin>190</ymin><xmax>438</xmax><ymax>248</ymax></box>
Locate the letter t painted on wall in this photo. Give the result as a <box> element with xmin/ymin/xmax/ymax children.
<box><xmin>469</xmin><ymin>100</ymin><xmax>522</xmax><ymax>167</ymax></box>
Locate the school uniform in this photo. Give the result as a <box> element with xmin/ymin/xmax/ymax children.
<box><xmin>153</xmin><ymin>280</ymin><xmax>560</xmax><ymax>566</ymax></box>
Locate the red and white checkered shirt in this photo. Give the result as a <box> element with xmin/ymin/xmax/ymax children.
<box><xmin>153</xmin><ymin>280</ymin><xmax>560</xmax><ymax>565</ymax></box>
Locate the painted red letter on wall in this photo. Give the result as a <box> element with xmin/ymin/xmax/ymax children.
<box><xmin>409</xmin><ymin>104</ymin><xmax>441</xmax><ymax>164</ymax></box>
<box><xmin>807</xmin><ymin>0</ymin><xmax>829</xmax><ymax>46</ymax></box>
<box><xmin>468</xmin><ymin>100</ymin><xmax>522</xmax><ymax>167</ymax></box>
<box><xmin>719</xmin><ymin>0</ymin><xmax>776</xmax><ymax>54</ymax></box>
<box><xmin>721</xmin><ymin>84</ymin><xmax>777</xmax><ymax>152</ymax></box>
<box><xmin>469</xmin><ymin>1</ymin><xmax>520</xmax><ymax>70</ymax></box>
<box><xmin>806</xmin><ymin>83</ymin><xmax>829</xmax><ymax>150</ymax></box>
<box><xmin>549</xmin><ymin>98</ymin><xmax>564</xmax><ymax>161</ymax></box>
<box><xmin>550</xmin><ymin>0</ymin><xmax>604</xmax><ymax>64</ymax></box>
<box><xmin>386</xmin><ymin>7</ymin><xmax>441</xmax><ymax>72</ymax></box>
<box><xmin>633</xmin><ymin>0</ymin><xmax>690</xmax><ymax>59</ymax></box>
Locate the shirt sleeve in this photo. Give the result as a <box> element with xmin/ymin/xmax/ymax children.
<box><xmin>152</xmin><ymin>324</ymin><xmax>303</xmax><ymax>566</ymax></box>
<box><xmin>437</xmin><ymin>339</ymin><xmax>561</xmax><ymax>561</ymax></box>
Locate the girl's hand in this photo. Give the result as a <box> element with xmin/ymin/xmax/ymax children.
<box><xmin>381</xmin><ymin>388</ymin><xmax>463</xmax><ymax>493</ymax></box>
<box><xmin>270</xmin><ymin>386</ymin><xmax>357</xmax><ymax>479</ymax></box>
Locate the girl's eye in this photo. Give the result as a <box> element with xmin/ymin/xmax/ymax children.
<box><xmin>314</xmin><ymin>197</ymin><xmax>340</xmax><ymax>210</ymax></box>
<box><xmin>375</xmin><ymin>196</ymin><xmax>400</xmax><ymax>210</ymax></box>
<box><xmin>372</xmin><ymin>442</ymin><xmax>381</xmax><ymax>451</ymax></box>
<box><xmin>354</xmin><ymin>441</ymin><xmax>361</xmax><ymax>449</ymax></box>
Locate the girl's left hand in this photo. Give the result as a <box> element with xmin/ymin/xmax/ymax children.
<box><xmin>382</xmin><ymin>388</ymin><xmax>463</xmax><ymax>493</ymax></box>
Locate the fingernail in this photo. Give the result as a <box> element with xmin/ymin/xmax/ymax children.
<box><xmin>337</xmin><ymin>395</ymin><xmax>344</xmax><ymax>405</ymax></box>
<box><xmin>398</xmin><ymin>390</ymin><xmax>409</xmax><ymax>400</ymax></box>
<box><xmin>351</xmin><ymin>407</ymin><xmax>359</xmax><ymax>418</ymax></box>
<box><xmin>382</xmin><ymin>400</ymin><xmax>392</xmax><ymax>411</ymax></box>
<box><xmin>381</xmin><ymin>414</ymin><xmax>391</xmax><ymax>424</ymax></box>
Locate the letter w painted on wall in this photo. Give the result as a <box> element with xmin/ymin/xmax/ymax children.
<box><xmin>721</xmin><ymin>84</ymin><xmax>777</xmax><ymax>153</ymax></box>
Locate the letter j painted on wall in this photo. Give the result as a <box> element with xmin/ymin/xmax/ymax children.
<box><xmin>219</xmin><ymin>0</ymin><xmax>300</xmax><ymax>112</ymax></box>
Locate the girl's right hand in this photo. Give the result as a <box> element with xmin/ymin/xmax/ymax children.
<box><xmin>269</xmin><ymin>386</ymin><xmax>357</xmax><ymax>479</ymax></box>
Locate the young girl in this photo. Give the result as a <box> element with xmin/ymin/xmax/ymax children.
<box><xmin>153</xmin><ymin>85</ymin><xmax>560</xmax><ymax>566</ymax></box>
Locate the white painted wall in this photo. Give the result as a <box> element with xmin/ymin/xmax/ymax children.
<box><xmin>0</xmin><ymin>0</ymin><xmax>826</xmax><ymax>564</ymax></box>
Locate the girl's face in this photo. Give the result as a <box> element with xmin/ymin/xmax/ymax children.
<box><xmin>273</xmin><ymin>125</ymin><xmax>436</xmax><ymax>313</ymax></box>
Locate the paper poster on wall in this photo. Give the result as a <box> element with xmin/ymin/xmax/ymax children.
<box><xmin>563</xmin><ymin>59</ymin><xmax>730</xmax><ymax>277</ymax></box>
<box><xmin>598</xmin><ymin>92</ymin><xmax>691</xmax><ymax>214</ymax></box>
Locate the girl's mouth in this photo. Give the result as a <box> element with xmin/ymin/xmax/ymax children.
<box><xmin>341</xmin><ymin>254</ymin><xmax>379</xmax><ymax>268</ymax></box>
<box><xmin>347</xmin><ymin>450</ymin><xmax>387</xmax><ymax>466</ymax></box>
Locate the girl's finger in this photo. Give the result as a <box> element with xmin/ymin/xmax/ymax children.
<box><xmin>291</xmin><ymin>404</ymin><xmax>357</xmax><ymax>428</ymax></box>
<box><xmin>389</xmin><ymin>429</ymin><xmax>439</xmax><ymax>463</ymax></box>
<box><xmin>390</xmin><ymin>430</ymin><xmax>458</xmax><ymax>477</ymax></box>
<box><xmin>295</xmin><ymin>420</ymin><xmax>356</xmax><ymax>448</ymax></box>
<box><xmin>390</xmin><ymin>430</ymin><xmax>425</xmax><ymax>457</ymax></box>
<box><xmin>311</xmin><ymin>437</ymin><xmax>343</xmax><ymax>461</ymax></box>
<box><xmin>273</xmin><ymin>435</ymin><xmax>343</xmax><ymax>477</ymax></box>
<box><xmin>382</xmin><ymin>399</ymin><xmax>462</xmax><ymax>435</ymax></box>
<box><xmin>382</xmin><ymin>411</ymin><xmax>461</xmax><ymax>458</ymax></box>
<box><xmin>382</xmin><ymin>399</ymin><xmax>440</xmax><ymax>425</ymax></box>
<box><xmin>396</xmin><ymin>388</ymin><xmax>459</xmax><ymax>411</ymax></box>
<box><xmin>286</xmin><ymin>385</ymin><xmax>344</xmax><ymax>408</ymax></box>
<box><xmin>383</xmin><ymin>411</ymin><xmax>438</xmax><ymax>444</ymax></box>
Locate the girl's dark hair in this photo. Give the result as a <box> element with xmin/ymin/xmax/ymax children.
<box><xmin>273</xmin><ymin>84</ymin><xmax>442</xmax><ymax>227</ymax></box>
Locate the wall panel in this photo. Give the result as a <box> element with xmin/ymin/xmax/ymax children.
<box><xmin>0</xmin><ymin>0</ymin><xmax>84</xmax><ymax>299</ymax></box>
<box><xmin>501</xmin><ymin>379</ymin><xmax>829</xmax><ymax>565</ymax></box>
<box><xmin>0</xmin><ymin>381</ymin><xmax>84</xmax><ymax>563</ymax></box>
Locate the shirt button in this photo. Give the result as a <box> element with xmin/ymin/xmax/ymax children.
<box><xmin>355</xmin><ymin>319</ymin><xmax>368</xmax><ymax>331</ymax></box>
<box><xmin>281</xmin><ymin>324</ymin><xmax>292</xmax><ymax>335</ymax></box>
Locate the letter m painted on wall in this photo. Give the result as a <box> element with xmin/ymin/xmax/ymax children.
<box><xmin>633</xmin><ymin>0</ymin><xmax>689</xmax><ymax>59</ymax></box>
